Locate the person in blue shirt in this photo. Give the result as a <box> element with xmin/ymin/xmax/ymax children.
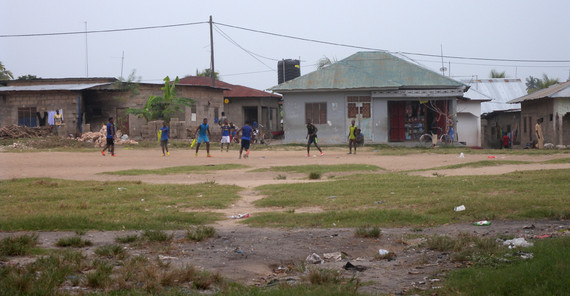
<box><xmin>220</xmin><ymin>119</ymin><xmax>231</xmax><ymax>152</ymax></box>
<box><xmin>160</xmin><ymin>121</ymin><xmax>169</xmax><ymax>156</ymax></box>
<box><xmin>237</xmin><ymin>121</ymin><xmax>253</xmax><ymax>159</ymax></box>
<box><xmin>194</xmin><ymin>118</ymin><xmax>212</xmax><ymax>157</ymax></box>
<box><xmin>101</xmin><ymin>117</ymin><xmax>116</xmax><ymax>157</ymax></box>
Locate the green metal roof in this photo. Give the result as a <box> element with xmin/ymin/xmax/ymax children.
<box><xmin>270</xmin><ymin>51</ymin><xmax>465</xmax><ymax>92</ymax></box>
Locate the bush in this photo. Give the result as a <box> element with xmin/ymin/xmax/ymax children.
<box><xmin>308</xmin><ymin>172</ymin><xmax>321</xmax><ymax>180</ymax></box>
<box><xmin>354</xmin><ymin>226</ymin><xmax>381</xmax><ymax>238</ymax></box>
<box><xmin>187</xmin><ymin>226</ymin><xmax>216</xmax><ymax>242</ymax></box>
<box><xmin>0</xmin><ymin>233</ymin><xmax>38</xmax><ymax>256</ymax></box>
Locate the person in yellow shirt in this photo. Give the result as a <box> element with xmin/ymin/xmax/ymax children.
<box><xmin>348</xmin><ymin>120</ymin><xmax>358</xmax><ymax>154</ymax></box>
<box><xmin>535</xmin><ymin>118</ymin><xmax>544</xmax><ymax>149</ymax></box>
<box><xmin>54</xmin><ymin>109</ymin><xmax>63</xmax><ymax>136</ymax></box>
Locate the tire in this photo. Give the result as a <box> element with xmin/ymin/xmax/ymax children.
<box><xmin>439</xmin><ymin>134</ymin><xmax>448</xmax><ymax>144</ymax></box>
<box><xmin>261</xmin><ymin>131</ymin><xmax>272</xmax><ymax>145</ymax></box>
<box><xmin>419</xmin><ymin>134</ymin><xmax>432</xmax><ymax>147</ymax></box>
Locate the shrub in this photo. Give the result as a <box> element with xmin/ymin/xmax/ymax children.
<box><xmin>308</xmin><ymin>172</ymin><xmax>321</xmax><ymax>180</ymax></box>
<box><xmin>187</xmin><ymin>226</ymin><xmax>216</xmax><ymax>242</ymax></box>
<box><xmin>0</xmin><ymin>233</ymin><xmax>39</xmax><ymax>256</ymax></box>
<box><xmin>355</xmin><ymin>226</ymin><xmax>382</xmax><ymax>238</ymax></box>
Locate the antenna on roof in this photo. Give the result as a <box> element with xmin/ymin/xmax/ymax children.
<box><xmin>439</xmin><ymin>44</ymin><xmax>447</xmax><ymax>76</ymax></box>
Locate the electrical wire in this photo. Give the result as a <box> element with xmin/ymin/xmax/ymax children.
<box><xmin>213</xmin><ymin>25</ymin><xmax>275</xmax><ymax>71</ymax></box>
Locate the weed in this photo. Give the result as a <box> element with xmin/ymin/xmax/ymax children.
<box><xmin>187</xmin><ymin>225</ymin><xmax>216</xmax><ymax>242</ymax></box>
<box><xmin>115</xmin><ymin>234</ymin><xmax>138</xmax><ymax>244</ymax></box>
<box><xmin>0</xmin><ymin>233</ymin><xmax>38</xmax><ymax>256</ymax></box>
<box><xmin>306</xmin><ymin>268</ymin><xmax>342</xmax><ymax>285</ymax></box>
<box><xmin>94</xmin><ymin>244</ymin><xmax>126</xmax><ymax>259</ymax></box>
<box><xmin>143</xmin><ymin>230</ymin><xmax>172</xmax><ymax>242</ymax></box>
<box><xmin>308</xmin><ymin>172</ymin><xmax>321</xmax><ymax>180</ymax></box>
<box><xmin>56</xmin><ymin>236</ymin><xmax>93</xmax><ymax>248</ymax></box>
<box><xmin>274</xmin><ymin>174</ymin><xmax>287</xmax><ymax>180</ymax></box>
<box><xmin>354</xmin><ymin>226</ymin><xmax>382</xmax><ymax>238</ymax></box>
<box><xmin>374</xmin><ymin>251</ymin><xmax>397</xmax><ymax>261</ymax></box>
<box><xmin>74</xmin><ymin>230</ymin><xmax>86</xmax><ymax>235</ymax></box>
<box><xmin>86</xmin><ymin>259</ymin><xmax>113</xmax><ymax>288</ymax></box>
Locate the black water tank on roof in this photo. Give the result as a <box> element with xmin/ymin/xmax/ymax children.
<box><xmin>278</xmin><ymin>59</ymin><xmax>301</xmax><ymax>84</ymax></box>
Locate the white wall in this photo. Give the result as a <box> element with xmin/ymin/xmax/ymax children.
<box><xmin>456</xmin><ymin>100</ymin><xmax>482</xmax><ymax>146</ymax></box>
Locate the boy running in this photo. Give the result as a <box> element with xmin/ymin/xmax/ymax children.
<box><xmin>220</xmin><ymin>119</ymin><xmax>231</xmax><ymax>152</ymax></box>
<box><xmin>101</xmin><ymin>117</ymin><xmax>116</xmax><ymax>157</ymax></box>
<box><xmin>348</xmin><ymin>120</ymin><xmax>358</xmax><ymax>154</ymax></box>
<box><xmin>160</xmin><ymin>121</ymin><xmax>169</xmax><ymax>156</ymax></box>
<box><xmin>194</xmin><ymin>118</ymin><xmax>212</xmax><ymax>157</ymax></box>
<box><xmin>306</xmin><ymin>119</ymin><xmax>324</xmax><ymax>157</ymax></box>
<box><xmin>237</xmin><ymin>121</ymin><xmax>253</xmax><ymax>159</ymax></box>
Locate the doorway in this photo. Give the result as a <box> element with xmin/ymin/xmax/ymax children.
<box><xmin>243</xmin><ymin>107</ymin><xmax>258</xmax><ymax>125</ymax></box>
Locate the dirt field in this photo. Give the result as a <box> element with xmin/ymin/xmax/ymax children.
<box><xmin>1</xmin><ymin>147</ymin><xmax>569</xmax><ymax>294</ymax></box>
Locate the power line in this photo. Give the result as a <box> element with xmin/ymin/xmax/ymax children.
<box><xmin>213</xmin><ymin>25</ymin><xmax>275</xmax><ymax>71</ymax></box>
<box><xmin>0</xmin><ymin>21</ymin><xmax>208</xmax><ymax>38</ymax></box>
<box><xmin>214</xmin><ymin>22</ymin><xmax>570</xmax><ymax>63</ymax></box>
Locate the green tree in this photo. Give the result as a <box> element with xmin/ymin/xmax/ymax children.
<box><xmin>525</xmin><ymin>74</ymin><xmax>560</xmax><ymax>94</ymax></box>
<box><xmin>196</xmin><ymin>68</ymin><xmax>219</xmax><ymax>80</ymax></box>
<box><xmin>490</xmin><ymin>69</ymin><xmax>506</xmax><ymax>78</ymax></box>
<box><xmin>0</xmin><ymin>61</ymin><xmax>14</xmax><ymax>80</ymax></box>
<box><xmin>17</xmin><ymin>74</ymin><xmax>40</xmax><ymax>80</ymax></box>
<box><xmin>114</xmin><ymin>70</ymin><xmax>141</xmax><ymax>97</ymax></box>
<box><xmin>127</xmin><ymin>76</ymin><xmax>194</xmax><ymax>122</ymax></box>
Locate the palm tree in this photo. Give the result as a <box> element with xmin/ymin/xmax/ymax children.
<box><xmin>538</xmin><ymin>74</ymin><xmax>559</xmax><ymax>89</ymax></box>
<box><xmin>0</xmin><ymin>61</ymin><xmax>14</xmax><ymax>80</ymax></box>
<box><xmin>490</xmin><ymin>69</ymin><xmax>506</xmax><ymax>78</ymax></box>
<box><xmin>525</xmin><ymin>74</ymin><xmax>560</xmax><ymax>94</ymax></box>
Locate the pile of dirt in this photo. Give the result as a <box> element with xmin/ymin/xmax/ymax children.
<box><xmin>77</xmin><ymin>125</ymin><xmax>138</xmax><ymax>147</ymax></box>
<box><xmin>0</xmin><ymin>125</ymin><xmax>52</xmax><ymax>139</ymax></box>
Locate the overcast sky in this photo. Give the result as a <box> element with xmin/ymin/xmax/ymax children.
<box><xmin>1</xmin><ymin>0</ymin><xmax>569</xmax><ymax>91</ymax></box>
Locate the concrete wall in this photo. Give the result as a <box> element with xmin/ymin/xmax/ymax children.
<box><xmin>372</xmin><ymin>99</ymin><xmax>388</xmax><ymax>143</ymax></box>
<box><xmin>456</xmin><ymin>100</ymin><xmax>482</xmax><ymax>147</ymax></box>
<box><xmin>282</xmin><ymin>92</ymin><xmax>347</xmax><ymax>144</ymax></box>
<box><xmin>520</xmin><ymin>99</ymin><xmax>554</xmax><ymax>145</ymax></box>
<box><xmin>482</xmin><ymin>111</ymin><xmax>521</xmax><ymax>148</ymax></box>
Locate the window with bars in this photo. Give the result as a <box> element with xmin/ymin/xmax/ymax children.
<box><xmin>305</xmin><ymin>102</ymin><xmax>327</xmax><ymax>124</ymax></box>
<box><xmin>18</xmin><ymin>107</ymin><xmax>37</xmax><ymax>127</ymax></box>
<box><xmin>347</xmin><ymin>96</ymin><xmax>371</xmax><ymax>118</ymax></box>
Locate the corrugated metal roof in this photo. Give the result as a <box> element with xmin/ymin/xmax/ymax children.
<box><xmin>179</xmin><ymin>76</ymin><xmax>280</xmax><ymax>98</ymax></box>
<box><xmin>508</xmin><ymin>80</ymin><xmax>570</xmax><ymax>103</ymax></box>
<box><xmin>270</xmin><ymin>51</ymin><xmax>465</xmax><ymax>92</ymax></box>
<box><xmin>461</xmin><ymin>78</ymin><xmax>526</xmax><ymax>114</ymax></box>
<box><xmin>0</xmin><ymin>83</ymin><xmax>112</xmax><ymax>92</ymax></box>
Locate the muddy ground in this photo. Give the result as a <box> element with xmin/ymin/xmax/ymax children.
<box><xmin>1</xmin><ymin>147</ymin><xmax>569</xmax><ymax>294</ymax></box>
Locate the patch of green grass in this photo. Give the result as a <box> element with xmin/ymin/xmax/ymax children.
<box><xmin>94</xmin><ymin>244</ymin><xmax>126</xmax><ymax>259</ymax></box>
<box><xmin>438</xmin><ymin>236</ymin><xmax>570</xmax><ymax>296</ymax></box>
<box><xmin>115</xmin><ymin>234</ymin><xmax>139</xmax><ymax>244</ymax></box>
<box><xmin>373</xmin><ymin>145</ymin><xmax>570</xmax><ymax>156</ymax></box>
<box><xmin>308</xmin><ymin>172</ymin><xmax>321</xmax><ymax>180</ymax></box>
<box><xmin>0</xmin><ymin>178</ymin><xmax>239</xmax><ymax>231</ymax></box>
<box><xmin>247</xmin><ymin>169</ymin><xmax>570</xmax><ymax>228</ymax></box>
<box><xmin>56</xmin><ymin>236</ymin><xmax>93</xmax><ymax>248</ymax></box>
<box><xmin>542</xmin><ymin>157</ymin><xmax>570</xmax><ymax>164</ymax></box>
<box><xmin>0</xmin><ymin>233</ymin><xmax>39</xmax><ymax>256</ymax></box>
<box><xmin>101</xmin><ymin>164</ymin><xmax>249</xmax><ymax>175</ymax></box>
<box><xmin>418</xmin><ymin>159</ymin><xmax>532</xmax><ymax>171</ymax></box>
<box><xmin>250</xmin><ymin>164</ymin><xmax>383</xmax><ymax>174</ymax></box>
<box><xmin>354</xmin><ymin>226</ymin><xmax>381</xmax><ymax>238</ymax></box>
<box><xmin>187</xmin><ymin>225</ymin><xmax>216</xmax><ymax>242</ymax></box>
<box><xmin>143</xmin><ymin>230</ymin><xmax>172</xmax><ymax>242</ymax></box>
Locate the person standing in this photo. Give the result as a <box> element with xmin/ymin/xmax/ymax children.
<box><xmin>348</xmin><ymin>120</ymin><xmax>358</xmax><ymax>154</ymax></box>
<box><xmin>535</xmin><ymin>118</ymin><xmax>544</xmax><ymax>149</ymax></box>
<box><xmin>101</xmin><ymin>117</ymin><xmax>116</xmax><ymax>157</ymax></box>
<box><xmin>237</xmin><ymin>121</ymin><xmax>253</xmax><ymax>159</ymax></box>
<box><xmin>54</xmin><ymin>109</ymin><xmax>63</xmax><ymax>136</ymax></box>
<box><xmin>306</xmin><ymin>119</ymin><xmax>324</xmax><ymax>157</ymax></box>
<box><xmin>194</xmin><ymin>118</ymin><xmax>212</xmax><ymax>157</ymax></box>
<box><xmin>502</xmin><ymin>132</ymin><xmax>510</xmax><ymax>149</ymax></box>
<box><xmin>229</xmin><ymin>122</ymin><xmax>238</xmax><ymax>143</ymax></box>
<box><xmin>160</xmin><ymin>121</ymin><xmax>169</xmax><ymax>156</ymax></box>
<box><xmin>220</xmin><ymin>119</ymin><xmax>231</xmax><ymax>152</ymax></box>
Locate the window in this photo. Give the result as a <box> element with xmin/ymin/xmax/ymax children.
<box><xmin>550</xmin><ymin>114</ymin><xmax>553</xmax><ymax>121</ymax></box>
<box><xmin>347</xmin><ymin>96</ymin><xmax>371</xmax><ymax>118</ymax></box>
<box><xmin>305</xmin><ymin>102</ymin><xmax>327</xmax><ymax>124</ymax></box>
<box><xmin>18</xmin><ymin>107</ymin><xmax>37</xmax><ymax>127</ymax></box>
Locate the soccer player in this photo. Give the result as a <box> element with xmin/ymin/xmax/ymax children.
<box><xmin>194</xmin><ymin>118</ymin><xmax>212</xmax><ymax>157</ymax></box>
<box><xmin>348</xmin><ymin>120</ymin><xmax>358</xmax><ymax>154</ymax></box>
<box><xmin>237</xmin><ymin>121</ymin><xmax>253</xmax><ymax>159</ymax></box>
<box><xmin>220</xmin><ymin>119</ymin><xmax>231</xmax><ymax>152</ymax></box>
<box><xmin>160</xmin><ymin>121</ymin><xmax>169</xmax><ymax>156</ymax></box>
<box><xmin>306</xmin><ymin>119</ymin><xmax>323</xmax><ymax>157</ymax></box>
<box><xmin>101</xmin><ymin>117</ymin><xmax>116</xmax><ymax>157</ymax></box>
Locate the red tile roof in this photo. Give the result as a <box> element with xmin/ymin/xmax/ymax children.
<box><xmin>178</xmin><ymin>76</ymin><xmax>281</xmax><ymax>99</ymax></box>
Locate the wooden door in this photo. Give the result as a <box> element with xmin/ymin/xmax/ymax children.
<box><xmin>389</xmin><ymin>101</ymin><xmax>405</xmax><ymax>142</ymax></box>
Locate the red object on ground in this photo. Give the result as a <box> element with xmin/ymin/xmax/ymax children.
<box><xmin>536</xmin><ymin>234</ymin><xmax>551</xmax><ymax>239</ymax></box>
<box><xmin>488</xmin><ymin>156</ymin><xmax>496</xmax><ymax>159</ymax></box>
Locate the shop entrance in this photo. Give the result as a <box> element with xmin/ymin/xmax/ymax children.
<box><xmin>388</xmin><ymin>100</ymin><xmax>449</xmax><ymax>142</ymax></box>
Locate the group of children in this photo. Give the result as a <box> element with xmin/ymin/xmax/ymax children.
<box><xmin>101</xmin><ymin>116</ymin><xmax>363</xmax><ymax>158</ymax></box>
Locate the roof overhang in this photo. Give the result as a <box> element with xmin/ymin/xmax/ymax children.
<box><xmin>0</xmin><ymin>83</ymin><xmax>112</xmax><ymax>93</ymax></box>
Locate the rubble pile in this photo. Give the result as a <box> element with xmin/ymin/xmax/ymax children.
<box><xmin>77</xmin><ymin>125</ymin><xmax>138</xmax><ymax>147</ymax></box>
<box><xmin>0</xmin><ymin>125</ymin><xmax>52</xmax><ymax>139</ymax></box>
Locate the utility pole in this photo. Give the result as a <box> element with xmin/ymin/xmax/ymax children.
<box><xmin>209</xmin><ymin>16</ymin><xmax>215</xmax><ymax>87</ymax></box>
<box><xmin>85</xmin><ymin>21</ymin><xmax>89</xmax><ymax>77</ymax></box>
<box><xmin>120</xmin><ymin>51</ymin><xmax>124</xmax><ymax>78</ymax></box>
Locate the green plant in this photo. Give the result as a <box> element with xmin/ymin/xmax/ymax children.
<box><xmin>354</xmin><ymin>226</ymin><xmax>382</xmax><ymax>238</ymax></box>
<box><xmin>187</xmin><ymin>225</ymin><xmax>216</xmax><ymax>242</ymax></box>
<box><xmin>115</xmin><ymin>234</ymin><xmax>138</xmax><ymax>244</ymax></box>
<box><xmin>94</xmin><ymin>244</ymin><xmax>126</xmax><ymax>259</ymax></box>
<box><xmin>274</xmin><ymin>174</ymin><xmax>287</xmax><ymax>180</ymax></box>
<box><xmin>86</xmin><ymin>260</ymin><xmax>113</xmax><ymax>288</ymax></box>
<box><xmin>308</xmin><ymin>172</ymin><xmax>321</xmax><ymax>180</ymax></box>
<box><xmin>143</xmin><ymin>230</ymin><xmax>172</xmax><ymax>242</ymax></box>
<box><xmin>56</xmin><ymin>236</ymin><xmax>92</xmax><ymax>248</ymax></box>
<box><xmin>0</xmin><ymin>233</ymin><xmax>38</xmax><ymax>256</ymax></box>
<box><xmin>306</xmin><ymin>269</ymin><xmax>342</xmax><ymax>285</ymax></box>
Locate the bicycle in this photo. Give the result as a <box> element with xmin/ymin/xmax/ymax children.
<box><xmin>419</xmin><ymin>129</ymin><xmax>448</xmax><ymax>147</ymax></box>
<box><xmin>252</xmin><ymin>124</ymin><xmax>272</xmax><ymax>145</ymax></box>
